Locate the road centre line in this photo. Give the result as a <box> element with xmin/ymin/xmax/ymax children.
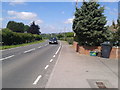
<box><xmin>45</xmin><ymin>65</ymin><xmax>49</xmax><ymax>69</ymax></box>
<box><xmin>33</xmin><ymin>75</ymin><xmax>42</xmax><ymax>85</ymax></box>
<box><xmin>50</xmin><ymin>59</ymin><xmax>53</xmax><ymax>62</ymax></box>
<box><xmin>0</xmin><ymin>55</ymin><xmax>15</xmax><ymax>61</ymax></box>
<box><xmin>45</xmin><ymin>44</ymin><xmax>48</xmax><ymax>46</ymax></box>
<box><xmin>55</xmin><ymin>46</ymin><xmax>61</xmax><ymax>55</ymax></box>
<box><xmin>53</xmin><ymin>55</ymin><xmax>56</xmax><ymax>57</ymax></box>
<box><xmin>24</xmin><ymin>48</ymin><xmax>35</xmax><ymax>53</ymax></box>
<box><xmin>38</xmin><ymin>46</ymin><xmax>41</xmax><ymax>48</ymax></box>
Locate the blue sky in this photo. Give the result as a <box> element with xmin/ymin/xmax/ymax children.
<box><xmin>1</xmin><ymin>2</ymin><xmax>119</xmax><ymax>33</ymax></box>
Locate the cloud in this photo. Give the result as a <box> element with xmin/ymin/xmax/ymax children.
<box><xmin>64</xmin><ymin>17</ymin><xmax>74</xmax><ymax>24</ymax></box>
<box><xmin>105</xmin><ymin>6</ymin><xmax>110</xmax><ymax>10</ymax></box>
<box><xmin>61</xmin><ymin>11</ymin><xmax>65</xmax><ymax>14</ymax></box>
<box><xmin>35</xmin><ymin>20</ymin><xmax>43</xmax><ymax>25</ymax></box>
<box><xmin>40</xmin><ymin>25</ymin><xmax>56</xmax><ymax>33</ymax></box>
<box><xmin>0</xmin><ymin>18</ymin><xmax>3</xmax><ymax>21</ymax></box>
<box><xmin>9</xmin><ymin>0</ymin><xmax>26</xmax><ymax>5</ymax></box>
<box><xmin>8</xmin><ymin>10</ymin><xmax>38</xmax><ymax>20</ymax></box>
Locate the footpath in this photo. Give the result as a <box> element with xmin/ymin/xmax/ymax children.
<box><xmin>46</xmin><ymin>41</ymin><xmax>119</xmax><ymax>89</ymax></box>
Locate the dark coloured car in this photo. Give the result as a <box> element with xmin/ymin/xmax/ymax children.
<box><xmin>49</xmin><ymin>37</ymin><xmax>58</xmax><ymax>44</ymax></box>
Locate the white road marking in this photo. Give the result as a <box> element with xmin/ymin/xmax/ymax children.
<box><xmin>45</xmin><ymin>44</ymin><xmax>48</xmax><ymax>46</ymax></box>
<box><xmin>55</xmin><ymin>46</ymin><xmax>61</xmax><ymax>55</ymax></box>
<box><xmin>33</xmin><ymin>75</ymin><xmax>42</xmax><ymax>85</ymax></box>
<box><xmin>50</xmin><ymin>59</ymin><xmax>53</xmax><ymax>62</ymax></box>
<box><xmin>0</xmin><ymin>55</ymin><xmax>15</xmax><ymax>61</ymax></box>
<box><xmin>24</xmin><ymin>48</ymin><xmax>35</xmax><ymax>53</ymax></box>
<box><xmin>38</xmin><ymin>46</ymin><xmax>41</xmax><ymax>49</ymax></box>
<box><xmin>45</xmin><ymin>65</ymin><xmax>49</xmax><ymax>69</ymax></box>
<box><xmin>53</xmin><ymin>55</ymin><xmax>56</xmax><ymax>57</ymax></box>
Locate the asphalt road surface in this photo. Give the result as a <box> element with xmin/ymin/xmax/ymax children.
<box><xmin>1</xmin><ymin>40</ymin><xmax>61</xmax><ymax>88</ymax></box>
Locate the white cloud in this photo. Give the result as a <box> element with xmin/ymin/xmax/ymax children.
<box><xmin>7</xmin><ymin>10</ymin><xmax>38</xmax><ymax>20</ymax></box>
<box><xmin>64</xmin><ymin>17</ymin><xmax>74</xmax><ymax>24</ymax></box>
<box><xmin>0</xmin><ymin>18</ymin><xmax>3</xmax><ymax>21</ymax></box>
<box><xmin>9</xmin><ymin>0</ymin><xmax>26</xmax><ymax>5</ymax></box>
<box><xmin>105</xmin><ymin>6</ymin><xmax>110</xmax><ymax>10</ymax></box>
<box><xmin>40</xmin><ymin>25</ymin><xmax>56</xmax><ymax>33</ymax></box>
<box><xmin>35</xmin><ymin>20</ymin><xmax>43</xmax><ymax>24</ymax></box>
<box><xmin>62</xmin><ymin>11</ymin><xmax>65</xmax><ymax>14</ymax></box>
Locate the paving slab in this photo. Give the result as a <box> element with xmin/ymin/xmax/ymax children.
<box><xmin>46</xmin><ymin>41</ymin><xmax>118</xmax><ymax>89</ymax></box>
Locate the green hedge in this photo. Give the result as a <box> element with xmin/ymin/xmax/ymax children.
<box><xmin>0</xmin><ymin>28</ymin><xmax>42</xmax><ymax>45</ymax></box>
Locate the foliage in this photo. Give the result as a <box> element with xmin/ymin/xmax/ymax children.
<box><xmin>1</xmin><ymin>28</ymin><xmax>42</xmax><ymax>45</ymax></box>
<box><xmin>24</xmin><ymin>25</ymin><xmax>30</xmax><ymax>32</ymax></box>
<box><xmin>112</xmin><ymin>19</ymin><xmax>120</xmax><ymax>46</ymax></box>
<box><xmin>7</xmin><ymin>21</ymin><xmax>25</xmax><ymax>33</ymax></box>
<box><xmin>27</xmin><ymin>21</ymin><xmax>41</xmax><ymax>35</ymax></box>
<box><xmin>73</xmin><ymin>1</ymin><xmax>110</xmax><ymax>46</ymax></box>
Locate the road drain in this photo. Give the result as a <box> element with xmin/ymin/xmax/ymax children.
<box><xmin>87</xmin><ymin>79</ymin><xmax>114</xmax><ymax>88</ymax></box>
<box><xmin>95</xmin><ymin>81</ymin><xmax>107</xmax><ymax>88</ymax></box>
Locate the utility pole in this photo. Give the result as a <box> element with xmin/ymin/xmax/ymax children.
<box><xmin>76</xmin><ymin>0</ymin><xmax>78</xmax><ymax>9</ymax></box>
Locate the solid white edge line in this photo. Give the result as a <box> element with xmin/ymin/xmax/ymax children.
<box><xmin>50</xmin><ymin>59</ymin><xmax>53</xmax><ymax>62</ymax></box>
<box><xmin>0</xmin><ymin>55</ymin><xmax>15</xmax><ymax>61</ymax></box>
<box><xmin>45</xmin><ymin>65</ymin><xmax>49</xmax><ymax>69</ymax></box>
<box><xmin>33</xmin><ymin>75</ymin><xmax>42</xmax><ymax>85</ymax></box>
<box><xmin>24</xmin><ymin>48</ymin><xmax>35</xmax><ymax>53</ymax></box>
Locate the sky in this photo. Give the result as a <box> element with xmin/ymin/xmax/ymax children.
<box><xmin>1</xmin><ymin>1</ymin><xmax>119</xmax><ymax>34</ymax></box>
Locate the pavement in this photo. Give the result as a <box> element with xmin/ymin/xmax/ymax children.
<box><xmin>46</xmin><ymin>41</ymin><xmax>119</xmax><ymax>89</ymax></box>
<box><xmin>1</xmin><ymin>40</ymin><xmax>61</xmax><ymax>88</ymax></box>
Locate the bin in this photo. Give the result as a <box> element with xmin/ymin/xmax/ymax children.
<box><xmin>101</xmin><ymin>41</ymin><xmax>113</xmax><ymax>58</ymax></box>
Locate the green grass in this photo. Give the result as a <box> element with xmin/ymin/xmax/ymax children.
<box><xmin>0</xmin><ymin>40</ymin><xmax>44</xmax><ymax>50</ymax></box>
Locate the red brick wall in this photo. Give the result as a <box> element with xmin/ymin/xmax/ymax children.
<box><xmin>109</xmin><ymin>47</ymin><xmax>120</xmax><ymax>60</ymax></box>
<box><xmin>78</xmin><ymin>46</ymin><xmax>101</xmax><ymax>55</ymax></box>
<box><xmin>73</xmin><ymin>41</ymin><xmax>119</xmax><ymax>60</ymax></box>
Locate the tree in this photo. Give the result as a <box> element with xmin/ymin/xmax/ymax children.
<box><xmin>27</xmin><ymin>21</ymin><xmax>41</xmax><ymax>35</ymax></box>
<box><xmin>73</xmin><ymin>1</ymin><xmax>109</xmax><ymax>46</ymax></box>
<box><xmin>7</xmin><ymin>21</ymin><xmax>24</xmax><ymax>33</ymax></box>
<box><xmin>112</xmin><ymin>20</ymin><xmax>116</xmax><ymax>29</ymax></box>
<box><xmin>24</xmin><ymin>25</ymin><xmax>29</xmax><ymax>32</ymax></box>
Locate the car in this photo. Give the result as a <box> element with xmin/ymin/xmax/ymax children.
<box><xmin>49</xmin><ymin>37</ymin><xmax>58</xmax><ymax>44</ymax></box>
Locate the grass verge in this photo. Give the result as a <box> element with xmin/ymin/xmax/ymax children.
<box><xmin>0</xmin><ymin>40</ymin><xmax>44</xmax><ymax>50</ymax></box>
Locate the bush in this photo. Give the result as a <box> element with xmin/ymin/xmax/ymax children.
<box><xmin>2</xmin><ymin>28</ymin><xmax>42</xmax><ymax>45</ymax></box>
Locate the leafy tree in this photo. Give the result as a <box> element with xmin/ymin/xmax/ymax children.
<box><xmin>73</xmin><ymin>1</ymin><xmax>109</xmax><ymax>46</ymax></box>
<box><xmin>27</xmin><ymin>21</ymin><xmax>41</xmax><ymax>35</ymax></box>
<box><xmin>113</xmin><ymin>19</ymin><xmax>120</xmax><ymax>45</ymax></box>
<box><xmin>24</xmin><ymin>25</ymin><xmax>30</xmax><ymax>32</ymax></box>
<box><xmin>7</xmin><ymin>21</ymin><xmax>24</xmax><ymax>33</ymax></box>
<box><xmin>112</xmin><ymin>20</ymin><xmax>116</xmax><ymax>29</ymax></box>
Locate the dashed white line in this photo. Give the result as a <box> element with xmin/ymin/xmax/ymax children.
<box><xmin>33</xmin><ymin>75</ymin><xmax>42</xmax><ymax>85</ymax></box>
<box><xmin>50</xmin><ymin>59</ymin><xmax>53</xmax><ymax>62</ymax></box>
<box><xmin>24</xmin><ymin>48</ymin><xmax>35</xmax><ymax>53</ymax></box>
<box><xmin>53</xmin><ymin>55</ymin><xmax>56</xmax><ymax>57</ymax></box>
<box><xmin>38</xmin><ymin>46</ymin><xmax>41</xmax><ymax>49</ymax></box>
<box><xmin>0</xmin><ymin>55</ymin><xmax>15</xmax><ymax>61</ymax></box>
<box><xmin>45</xmin><ymin>65</ymin><xmax>49</xmax><ymax>69</ymax></box>
<box><xmin>55</xmin><ymin>46</ymin><xmax>61</xmax><ymax>55</ymax></box>
<box><xmin>45</xmin><ymin>44</ymin><xmax>48</xmax><ymax>46</ymax></box>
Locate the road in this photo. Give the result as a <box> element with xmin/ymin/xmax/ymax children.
<box><xmin>1</xmin><ymin>40</ymin><xmax>61</xmax><ymax>88</ymax></box>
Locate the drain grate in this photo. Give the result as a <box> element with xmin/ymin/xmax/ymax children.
<box><xmin>96</xmin><ymin>81</ymin><xmax>107</xmax><ymax>88</ymax></box>
<box><xmin>87</xmin><ymin>79</ymin><xmax>114</xmax><ymax>88</ymax></box>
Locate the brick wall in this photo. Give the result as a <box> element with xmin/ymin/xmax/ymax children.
<box><xmin>73</xmin><ymin>41</ymin><xmax>119</xmax><ymax>60</ymax></box>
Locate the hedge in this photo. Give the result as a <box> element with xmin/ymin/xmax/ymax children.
<box><xmin>0</xmin><ymin>28</ymin><xmax>42</xmax><ymax>45</ymax></box>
